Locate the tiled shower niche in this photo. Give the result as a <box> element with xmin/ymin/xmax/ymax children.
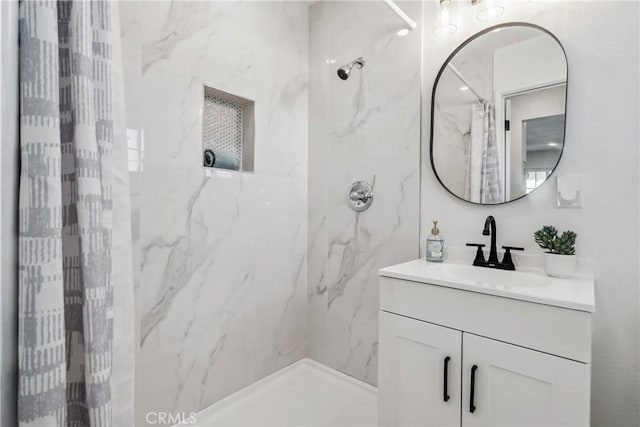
<box><xmin>202</xmin><ymin>85</ymin><xmax>255</xmax><ymax>172</ymax></box>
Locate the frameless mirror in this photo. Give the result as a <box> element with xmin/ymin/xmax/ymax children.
<box><xmin>430</xmin><ymin>23</ymin><xmax>568</xmax><ymax>204</ymax></box>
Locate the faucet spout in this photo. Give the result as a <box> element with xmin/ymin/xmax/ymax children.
<box><xmin>483</xmin><ymin>216</ymin><xmax>499</xmax><ymax>264</ymax></box>
<box><xmin>467</xmin><ymin>216</ymin><xmax>524</xmax><ymax>270</ymax></box>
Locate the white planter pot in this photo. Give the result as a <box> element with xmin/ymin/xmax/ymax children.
<box><xmin>544</xmin><ymin>253</ymin><xmax>577</xmax><ymax>278</ymax></box>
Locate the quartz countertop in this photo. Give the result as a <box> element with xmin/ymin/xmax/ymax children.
<box><xmin>379</xmin><ymin>259</ymin><xmax>595</xmax><ymax>312</ymax></box>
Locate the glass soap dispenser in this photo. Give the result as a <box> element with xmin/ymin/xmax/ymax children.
<box><xmin>426</xmin><ymin>220</ymin><xmax>444</xmax><ymax>262</ymax></box>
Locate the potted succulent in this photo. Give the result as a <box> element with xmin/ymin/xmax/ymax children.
<box><xmin>534</xmin><ymin>226</ymin><xmax>578</xmax><ymax>278</ymax></box>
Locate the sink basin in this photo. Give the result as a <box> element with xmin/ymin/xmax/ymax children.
<box><xmin>378</xmin><ymin>259</ymin><xmax>595</xmax><ymax>312</ymax></box>
<box><xmin>418</xmin><ymin>262</ymin><xmax>550</xmax><ymax>289</ymax></box>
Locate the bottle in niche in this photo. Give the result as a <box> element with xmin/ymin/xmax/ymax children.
<box><xmin>426</xmin><ymin>220</ymin><xmax>444</xmax><ymax>262</ymax></box>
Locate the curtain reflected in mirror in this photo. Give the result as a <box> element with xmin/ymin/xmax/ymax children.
<box><xmin>464</xmin><ymin>101</ymin><xmax>502</xmax><ymax>204</ymax></box>
<box><xmin>430</xmin><ymin>23</ymin><xmax>567</xmax><ymax>204</ymax></box>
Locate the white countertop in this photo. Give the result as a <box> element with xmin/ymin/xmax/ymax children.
<box><xmin>379</xmin><ymin>259</ymin><xmax>595</xmax><ymax>312</ymax></box>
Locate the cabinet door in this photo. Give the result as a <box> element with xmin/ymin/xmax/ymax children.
<box><xmin>378</xmin><ymin>311</ymin><xmax>462</xmax><ymax>427</ymax></box>
<box><xmin>462</xmin><ymin>333</ymin><xmax>590</xmax><ymax>427</ymax></box>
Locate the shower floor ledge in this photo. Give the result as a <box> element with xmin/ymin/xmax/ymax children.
<box><xmin>184</xmin><ymin>358</ymin><xmax>378</xmax><ymax>426</ymax></box>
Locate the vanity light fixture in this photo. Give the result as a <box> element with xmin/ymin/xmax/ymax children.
<box><xmin>473</xmin><ymin>0</ymin><xmax>505</xmax><ymax>21</ymax></box>
<box><xmin>434</xmin><ymin>0</ymin><xmax>458</xmax><ymax>37</ymax></box>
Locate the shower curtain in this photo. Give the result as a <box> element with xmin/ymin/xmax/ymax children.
<box><xmin>18</xmin><ymin>1</ymin><xmax>134</xmax><ymax>426</ymax></box>
<box><xmin>465</xmin><ymin>101</ymin><xmax>503</xmax><ymax>204</ymax></box>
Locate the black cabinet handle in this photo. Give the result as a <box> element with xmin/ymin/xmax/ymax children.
<box><xmin>470</xmin><ymin>365</ymin><xmax>478</xmax><ymax>413</ymax></box>
<box><xmin>443</xmin><ymin>356</ymin><xmax>451</xmax><ymax>402</ymax></box>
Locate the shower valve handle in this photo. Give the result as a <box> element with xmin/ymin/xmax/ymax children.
<box><xmin>347</xmin><ymin>181</ymin><xmax>374</xmax><ymax>212</ymax></box>
<box><xmin>349</xmin><ymin>189</ymin><xmax>371</xmax><ymax>203</ymax></box>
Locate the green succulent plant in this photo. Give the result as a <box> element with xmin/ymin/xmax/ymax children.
<box><xmin>534</xmin><ymin>226</ymin><xmax>577</xmax><ymax>255</ymax></box>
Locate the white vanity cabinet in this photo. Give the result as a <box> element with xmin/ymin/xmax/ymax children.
<box><xmin>378</xmin><ymin>260</ymin><xmax>595</xmax><ymax>427</ymax></box>
<box><xmin>461</xmin><ymin>333</ymin><xmax>589</xmax><ymax>426</ymax></box>
<box><xmin>378</xmin><ymin>311</ymin><xmax>462</xmax><ymax>426</ymax></box>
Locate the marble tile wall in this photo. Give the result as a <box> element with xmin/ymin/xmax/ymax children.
<box><xmin>307</xmin><ymin>1</ymin><xmax>421</xmax><ymax>385</ymax></box>
<box><xmin>119</xmin><ymin>1</ymin><xmax>309</xmax><ymax>423</ymax></box>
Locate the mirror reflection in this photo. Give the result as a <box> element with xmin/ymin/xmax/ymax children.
<box><xmin>431</xmin><ymin>24</ymin><xmax>568</xmax><ymax>204</ymax></box>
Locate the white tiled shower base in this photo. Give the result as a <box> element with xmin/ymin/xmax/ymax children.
<box><xmin>186</xmin><ymin>359</ymin><xmax>378</xmax><ymax>426</ymax></box>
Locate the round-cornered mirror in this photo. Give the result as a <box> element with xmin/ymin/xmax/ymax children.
<box><xmin>430</xmin><ymin>23</ymin><xmax>568</xmax><ymax>204</ymax></box>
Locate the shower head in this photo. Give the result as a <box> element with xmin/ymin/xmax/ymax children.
<box><xmin>337</xmin><ymin>57</ymin><xmax>365</xmax><ymax>80</ymax></box>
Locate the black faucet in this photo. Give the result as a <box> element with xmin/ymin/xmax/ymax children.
<box><xmin>466</xmin><ymin>216</ymin><xmax>524</xmax><ymax>271</ymax></box>
<box><xmin>483</xmin><ymin>216</ymin><xmax>499</xmax><ymax>264</ymax></box>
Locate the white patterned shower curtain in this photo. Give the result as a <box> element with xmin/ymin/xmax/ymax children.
<box><xmin>465</xmin><ymin>101</ymin><xmax>503</xmax><ymax>204</ymax></box>
<box><xmin>18</xmin><ymin>1</ymin><xmax>134</xmax><ymax>425</ymax></box>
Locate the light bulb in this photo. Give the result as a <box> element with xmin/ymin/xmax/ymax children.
<box><xmin>434</xmin><ymin>0</ymin><xmax>458</xmax><ymax>37</ymax></box>
<box><xmin>477</xmin><ymin>0</ymin><xmax>504</xmax><ymax>21</ymax></box>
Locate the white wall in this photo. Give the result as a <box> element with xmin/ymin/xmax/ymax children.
<box><xmin>119</xmin><ymin>1</ymin><xmax>309</xmax><ymax>423</ymax></box>
<box><xmin>422</xmin><ymin>2</ymin><xmax>639</xmax><ymax>425</ymax></box>
<box><xmin>493</xmin><ymin>34</ymin><xmax>567</xmax><ymax>95</ymax></box>
<box><xmin>0</xmin><ymin>1</ymin><xmax>19</xmax><ymax>426</ymax></box>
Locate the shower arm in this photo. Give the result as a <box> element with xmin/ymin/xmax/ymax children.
<box><xmin>447</xmin><ymin>64</ymin><xmax>484</xmax><ymax>103</ymax></box>
<box><xmin>382</xmin><ymin>0</ymin><xmax>417</xmax><ymax>31</ymax></box>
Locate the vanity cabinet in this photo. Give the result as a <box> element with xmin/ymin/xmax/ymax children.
<box><xmin>379</xmin><ymin>312</ymin><xmax>589</xmax><ymax>426</ymax></box>
<box><xmin>378</xmin><ymin>260</ymin><xmax>594</xmax><ymax>427</ymax></box>
<box><xmin>378</xmin><ymin>311</ymin><xmax>462</xmax><ymax>426</ymax></box>
<box><xmin>461</xmin><ymin>333</ymin><xmax>589</xmax><ymax>426</ymax></box>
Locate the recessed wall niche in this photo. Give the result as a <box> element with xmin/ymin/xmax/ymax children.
<box><xmin>202</xmin><ymin>85</ymin><xmax>255</xmax><ymax>172</ymax></box>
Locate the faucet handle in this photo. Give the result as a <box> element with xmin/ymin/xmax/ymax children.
<box><xmin>466</xmin><ymin>243</ymin><xmax>486</xmax><ymax>266</ymax></box>
<box><xmin>501</xmin><ymin>246</ymin><xmax>524</xmax><ymax>271</ymax></box>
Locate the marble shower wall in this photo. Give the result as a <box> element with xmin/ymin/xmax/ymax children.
<box><xmin>119</xmin><ymin>1</ymin><xmax>309</xmax><ymax>422</ymax></box>
<box><xmin>308</xmin><ymin>1</ymin><xmax>421</xmax><ymax>385</ymax></box>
